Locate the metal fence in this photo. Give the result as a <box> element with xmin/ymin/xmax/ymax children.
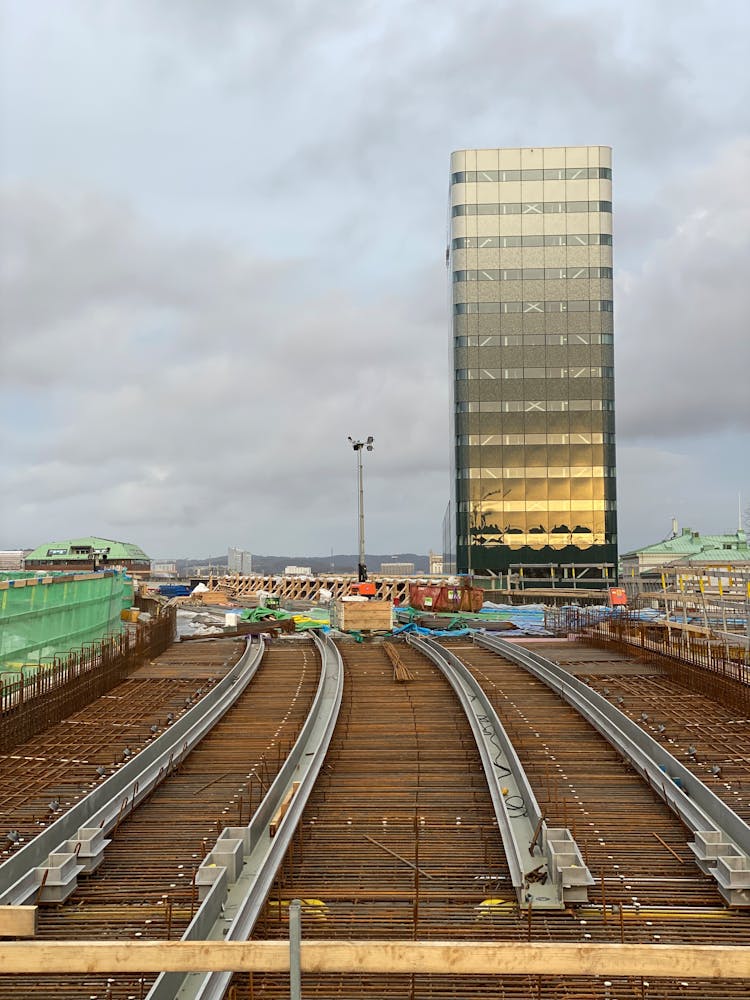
<box><xmin>571</xmin><ymin>608</ymin><xmax>750</xmax><ymax>715</ymax></box>
<box><xmin>0</xmin><ymin>606</ymin><xmax>176</xmax><ymax>752</ymax></box>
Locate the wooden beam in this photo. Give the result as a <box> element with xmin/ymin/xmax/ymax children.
<box><xmin>269</xmin><ymin>781</ymin><xmax>300</xmax><ymax>837</ymax></box>
<box><xmin>0</xmin><ymin>906</ymin><xmax>37</xmax><ymax>938</ymax></box>
<box><xmin>0</xmin><ymin>940</ymin><xmax>747</xmax><ymax>978</ymax></box>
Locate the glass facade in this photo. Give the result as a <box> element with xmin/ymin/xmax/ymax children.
<box><xmin>449</xmin><ymin>146</ymin><xmax>617</xmax><ymax>578</ymax></box>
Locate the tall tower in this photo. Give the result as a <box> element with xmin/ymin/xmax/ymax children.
<box><xmin>448</xmin><ymin>146</ymin><xmax>617</xmax><ymax>585</ymax></box>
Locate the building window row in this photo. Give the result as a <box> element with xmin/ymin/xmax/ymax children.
<box><xmin>454</xmin><ymin>266</ymin><xmax>612</xmax><ymax>282</ymax></box>
<box><xmin>456</xmin><ymin>399</ymin><xmax>615</xmax><ymax>412</ymax></box>
<box><xmin>457</xmin><ymin>367</ymin><xmax>614</xmax><ymax>380</ymax></box>
<box><xmin>452</xmin><ymin>167</ymin><xmax>612</xmax><ymax>183</ymax></box>
<box><xmin>455</xmin><ymin>333</ymin><xmax>614</xmax><ymax>347</ymax></box>
<box><xmin>452</xmin><ymin>201</ymin><xmax>612</xmax><ymax>217</ymax></box>
<box><xmin>459</xmin><ymin>433</ymin><xmax>615</xmax><ymax>445</ymax></box>
<box><xmin>454</xmin><ymin>300</ymin><xmax>614</xmax><ymax>315</ymax></box>
<box><xmin>453</xmin><ymin>234</ymin><xmax>612</xmax><ymax>248</ymax></box>
<box><xmin>458</xmin><ymin>535</ymin><xmax>608</xmax><ymax>546</ymax></box>
<box><xmin>458</xmin><ymin>531</ymin><xmax>608</xmax><ymax>545</ymax></box>
<box><xmin>459</xmin><ymin>500</ymin><xmax>618</xmax><ymax>512</ymax></box>
<box><xmin>461</xmin><ymin>466</ymin><xmax>616</xmax><ymax>479</ymax></box>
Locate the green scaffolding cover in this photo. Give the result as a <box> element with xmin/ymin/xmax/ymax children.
<box><xmin>0</xmin><ymin>571</ymin><xmax>130</xmax><ymax>673</ymax></box>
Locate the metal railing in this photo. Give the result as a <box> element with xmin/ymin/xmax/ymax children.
<box><xmin>566</xmin><ymin>608</ymin><xmax>750</xmax><ymax>714</ymax></box>
<box><xmin>0</xmin><ymin>606</ymin><xmax>176</xmax><ymax>751</ymax></box>
<box><xmin>407</xmin><ymin>634</ymin><xmax>593</xmax><ymax>908</ymax></box>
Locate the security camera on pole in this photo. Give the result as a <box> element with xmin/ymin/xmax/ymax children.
<box><xmin>347</xmin><ymin>436</ymin><xmax>373</xmax><ymax>583</ymax></box>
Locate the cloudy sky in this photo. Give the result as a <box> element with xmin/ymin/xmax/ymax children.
<box><xmin>1</xmin><ymin>0</ymin><xmax>748</xmax><ymax>560</ymax></box>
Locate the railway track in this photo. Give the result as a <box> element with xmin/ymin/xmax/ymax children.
<box><xmin>535</xmin><ymin>640</ymin><xmax>750</xmax><ymax>822</ymax></box>
<box><xmin>241</xmin><ymin>637</ymin><xmax>750</xmax><ymax>999</ymax></box>
<box><xmin>0</xmin><ymin>640</ymin><xmax>245</xmax><ymax>853</ymax></box>
<box><xmin>1</xmin><ymin>633</ymin><xmax>749</xmax><ymax>998</ymax></box>
<box><xmin>0</xmin><ymin>638</ymin><xmax>321</xmax><ymax>999</ymax></box>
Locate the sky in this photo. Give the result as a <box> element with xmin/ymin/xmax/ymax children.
<box><xmin>1</xmin><ymin>0</ymin><xmax>749</xmax><ymax>560</ymax></box>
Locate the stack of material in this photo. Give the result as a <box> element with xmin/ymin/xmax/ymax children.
<box><xmin>240</xmin><ymin>606</ymin><xmax>327</xmax><ymax>632</ymax></box>
<box><xmin>382</xmin><ymin>641</ymin><xmax>414</xmax><ymax>681</ymax></box>
<box><xmin>199</xmin><ymin>591</ymin><xmax>231</xmax><ymax>605</ymax></box>
<box><xmin>330</xmin><ymin>599</ymin><xmax>393</xmax><ymax>633</ymax></box>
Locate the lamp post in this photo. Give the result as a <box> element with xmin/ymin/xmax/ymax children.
<box><xmin>347</xmin><ymin>436</ymin><xmax>373</xmax><ymax>582</ymax></box>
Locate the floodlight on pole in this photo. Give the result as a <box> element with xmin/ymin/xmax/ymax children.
<box><xmin>347</xmin><ymin>436</ymin><xmax>374</xmax><ymax>582</ymax></box>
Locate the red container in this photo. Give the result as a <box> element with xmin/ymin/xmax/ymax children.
<box><xmin>408</xmin><ymin>583</ymin><xmax>483</xmax><ymax>614</ymax></box>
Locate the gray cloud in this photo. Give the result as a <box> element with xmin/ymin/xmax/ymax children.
<box><xmin>0</xmin><ymin>183</ymin><xmax>448</xmax><ymax>554</ymax></box>
<box><xmin>616</xmin><ymin>139</ymin><xmax>750</xmax><ymax>439</ymax></box>
<box><xmin>1</xmin><ymin>0</ymin><xmax>748</xmax><ymax>554</ymax></box>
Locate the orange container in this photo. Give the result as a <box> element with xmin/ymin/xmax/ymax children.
<box><xmin>408</xmin><ymin>583</ymin><xmax>483</xmax><ymax>613</ymax></box>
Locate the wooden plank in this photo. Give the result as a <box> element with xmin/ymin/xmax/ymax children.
<box><xmin>0</xmin><ymin>940</ymin><xmax>747</xmax><ymax>978</ymax></box>
<box><xmin>0</xmin><ymin>906</ymin><xmax>37</xmax><ymax>938</ymax></box>
<box><xmin>269</xmin><ymin>781</ymin><xmax>300</xmax><ymax>837</ymax></box>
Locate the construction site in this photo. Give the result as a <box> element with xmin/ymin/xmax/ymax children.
<box><xmin>0</xmin><ymin>564</ymin><xmax>748</xmax><ymax>999</ymax></box>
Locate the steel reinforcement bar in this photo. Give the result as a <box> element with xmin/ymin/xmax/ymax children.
<box><xmin>147</xmin><ymin>630</ymin><xmax>344</xmax><ymax>1000</ymax></box>
<box><xmin>0</xmin><ymin>606</ymin><xmax>177</xmax><ymax>750</ymax></box>
<box><xmin>407</xmin><ymin>634</ymin><xmax>593</xmax><ymax>908</ymax></box>
<box><xmin>0</xmin><ymin>636</ymin><xmax>266</xmax><ymax>907</ymax></box>
<box><xmin>476</xmin><ymin>634</ymin><xmax>750</xmax><ymax>907</ymax></box>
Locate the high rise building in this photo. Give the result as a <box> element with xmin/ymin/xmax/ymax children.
<box><xmin>448</xmin><ymin>146</ymin><xmax>617</xmax><ymax>584</ymax></box>
<box><xmin>228</xmin><ymin>547</ymin><xmax>253</xmax><ymax>575</ymax></box>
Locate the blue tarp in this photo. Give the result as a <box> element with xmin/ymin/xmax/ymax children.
<box><xmin>392</xmin><ymin>623</ymin><xmax>472</xmax><ymax>638</ymax></box>
<box><xmin>158</xmin><ymin>584</ymin><xmax>191</xmax><ymax>597</ymax></box>
<box><xmin>478</xmin><ymin>601</ymin><xmax>550</xmax><ymax>635</ymax></box>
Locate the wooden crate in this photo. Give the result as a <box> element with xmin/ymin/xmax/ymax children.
<box><xmin>330</xmin><ymin>599</ymin><xmax>393</xmax><ymax>632</ymax></box>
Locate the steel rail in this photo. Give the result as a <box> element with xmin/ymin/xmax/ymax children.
<box><xmin>407</xmin><ymin>634</ymin><xmax>593</xmax><ymax>908</ymax></box>
<box><xmin>477</xmin><ymin>634</ymin><xmax>750</xmax><ymax>906</ymax></box>
<box><xmin>148</xmin><ymin>629</ymin><xmax>344</xmax><ymax>1000</ymax></box>
<box><xmin>0</xmin><ymin>637</ymin><xmax>265</xmax><ymax>906</ymax></box>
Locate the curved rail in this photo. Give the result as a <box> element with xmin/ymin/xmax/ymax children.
<box><xmin>0</xmin><ymin>637</ymin><xmax>266</xmax><ymax>906</ymax></box>
<box><xmin>477</xmin><ymin>634</ymin><xmax>750</xmax><ymax>907</ymax></box>
<box><xmin>407</xmin><ymin>634</ymin><xmax>592</xmax><ymax>908</ymax></box>
<box><xmin>148</xmin><ymin>630</ymin><xmax>345</xmax><ymax>1000</ymax></box>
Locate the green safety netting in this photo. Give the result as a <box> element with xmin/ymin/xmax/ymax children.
<box><xmin>0</xmin><ymin>571</ymin><xmax>132</xmax><ymax>673</ymax></box>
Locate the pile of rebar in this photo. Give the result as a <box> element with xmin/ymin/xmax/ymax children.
<box><xmin>382</xmin><ymin>640</ymin><xmax>414</xmax><ymax>682</ymax></box>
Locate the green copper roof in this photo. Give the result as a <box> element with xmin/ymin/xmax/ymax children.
<box><xmin>623</xmin><ymin>529</ymin><xmax>749</xmax><ymax>561</ymax></box>
<box><xmin>25</xmin><ymin>536</ymin><xmax>150</xmax><ymax>563</ymax></box>
<box><xmin>681</xmin><ymin>545</ymin><xmax>750</xmax><ymax>564</ymax></box>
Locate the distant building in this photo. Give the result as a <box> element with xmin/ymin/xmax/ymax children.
<box><xmin>0</xmin><ymin>551</ymin><xmax>26</xmax><ymax>571</ymax></box>
<box><xmin>621</xmin><ymin>522</ymin><xmax>750</xmax><ymax>577</ymax></box>
<box><xmin>24</xmin><ymin>536</ymin><xmax>151</xmax><ymax>575</ymax></box>
<box><xmin>429</xmin><ymin>551</ymin><xmax>444</xmax><ymax>575</ymax></box>
<box><xmin>284</xmin><ymin>565</ymin><xmax>312</xmax><ymax>577</ymax></box>
<box><xmin>380</xmin><ymin>562</ymin><xmax>415</xmax><ymax>576</ymax></box>
<box><xmin>151</xmin><ymin>560</ymin><xmax>178</xmax><ymax>578</ymax></box>
<box><xmin>228</xmin><ymin>547</ymin><xmax>253</xmax><ymax>575</ymax></box>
